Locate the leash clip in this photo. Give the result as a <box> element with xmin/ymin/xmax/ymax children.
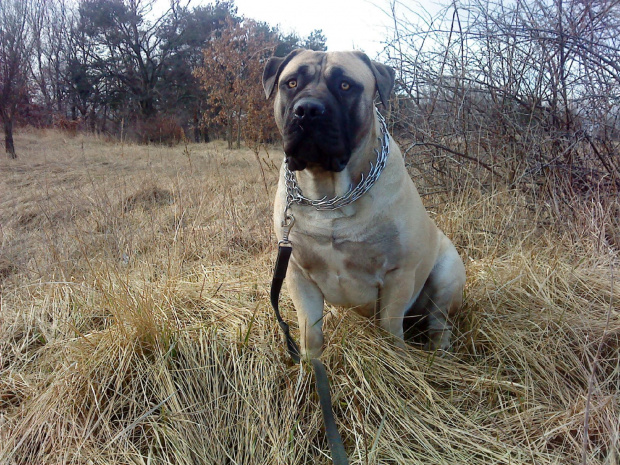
<box><xmin>279</xmin><ymin>212</ymin><xmax>295</xmax><ymax>246</ymax></box>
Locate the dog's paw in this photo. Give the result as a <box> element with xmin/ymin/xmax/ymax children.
<box><xmin>425</xmin><ymin>329</ymin><xmax>452</xmax><ymax>352</ymax></box>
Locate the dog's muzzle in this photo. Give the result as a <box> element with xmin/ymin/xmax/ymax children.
<box><xmin>293</xmin><ymin>97</ymin><xmax>326</xmax><ymax>124</ymax></box>
<box><xmin>283</xmin><ymin>98</ymin><xmax>351</xmax><ymax>172</ymax></box>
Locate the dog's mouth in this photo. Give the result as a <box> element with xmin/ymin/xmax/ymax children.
<box><xmin>283</xmin><ymin>136</ymin><xmax>350</xmax><ymax>172</ymax></box>
<box><xmin>282</xmin><ymin>101</ymin><xmax>351</xmax><ymax>172</ymax></box>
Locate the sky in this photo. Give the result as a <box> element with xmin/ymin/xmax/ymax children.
<box><xmin>231</xmin><ymin>0</ymin><xmax>399</xmax><ymax>58</ymax></box>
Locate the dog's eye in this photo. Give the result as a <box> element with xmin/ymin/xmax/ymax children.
<box><xmin>340</xmin><ymin>81</ymin><xmax>351</xmax><ymax>91</ymax></box>
<box><xmin>287</xmin><ymin>79</ymin><xmax>297</xmax><ymax>89</ymax></box>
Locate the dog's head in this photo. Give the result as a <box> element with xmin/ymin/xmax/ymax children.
<box><xmin>263</xmin><ymin>50</ymin><xmax>395</xmax><ymax>172</ymax></box>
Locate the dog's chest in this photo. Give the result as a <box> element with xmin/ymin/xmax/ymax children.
<box><xmin>291</xmin><ymin>216</ymin><xmax>401</xmax><ymax>308</ymax></box>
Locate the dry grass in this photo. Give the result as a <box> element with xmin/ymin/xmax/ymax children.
<box><xmin>0</xmin><ymin>128</ymin><xmax>618</xmax><ymax>464</ymax></box>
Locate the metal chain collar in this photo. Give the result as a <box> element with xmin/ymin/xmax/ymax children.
<box><xmin>284</xmin><ymin>109</ymin><xmax>391</xmax><ymax>212</ymax></box>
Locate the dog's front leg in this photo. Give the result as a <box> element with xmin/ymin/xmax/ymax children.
<box><xmin>286</xmin><ymin>265</ymin><xmax>325</xmax><ymax>359</ymax></box>
<box><xmin>378</xmin><ymin>269</ymin><xmax>415</xmax><ymax>348</ymax></box>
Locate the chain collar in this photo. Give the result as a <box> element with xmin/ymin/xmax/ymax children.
<box><xmin>284</xmin><ymin>109</ymin><xmax>390</xmax><ymax>212</ymax></box>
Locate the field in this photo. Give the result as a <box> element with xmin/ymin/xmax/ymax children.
<box><xmin>0</xmin><ymin>128</ymin><xmax>618</xmax><ymax>464</ymax></box>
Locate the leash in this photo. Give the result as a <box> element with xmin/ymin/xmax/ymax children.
<box><xmin>269</xmin><ymin>108</ymin><xmax>391</xmax><ymax>463</ymax></box>
<box><xmin>270</xmin><ymin>215</ymin><xmax>349</xmax><ymax>465</ymax></box>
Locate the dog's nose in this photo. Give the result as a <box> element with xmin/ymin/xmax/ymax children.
<box><xmin>293</xmin><ymin>98</ymin><xmax>326</xmax><ymax>122</ymax></box>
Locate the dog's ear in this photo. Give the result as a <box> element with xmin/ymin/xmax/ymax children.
<box><xmin>370</xmin><ymin>61</ymin><xmax>396</xmax><ymax>107</ymax></box>
<box><xmin>355</xmin><ymin>52</ymin><xmax>395</xmax><ymax>107</ymax></box>
<box><xmin>262</xmin><ymin>49</ymin><xmax>303</xmax><ymax>99</ymax></box>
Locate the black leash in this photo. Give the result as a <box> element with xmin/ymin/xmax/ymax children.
<box><xmin>270</xmin><ymin>244</ymin><xmax>300</xmax><ymax>363</ymax></box>
<box><xmin>270</xmin><ymin>241</ymin><xmax>349</xmax><ymax>465</ymax></box>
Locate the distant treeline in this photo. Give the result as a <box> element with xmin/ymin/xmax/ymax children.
<box><xmin>0</xmin><ymin>0</ymin><xmax>327</xmax><ymax>156</ymax></box>
<box><xmin>2</xmin><ymin>0</ymin><xmax>619</xmax><ymax>206</ymax></box>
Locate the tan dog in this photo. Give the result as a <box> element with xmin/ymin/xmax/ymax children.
<box><xmin>263</xmin><ymin>49</ymin><xmax>466</xmax><ymax>358</ymax></box>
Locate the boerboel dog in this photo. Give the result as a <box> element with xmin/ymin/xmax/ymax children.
<box><xmin>263</xmin><ymin>49</ymin><xmax>466</xmax><ymax>358</ymax></box>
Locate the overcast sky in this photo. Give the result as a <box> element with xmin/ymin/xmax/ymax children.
<box><xmin>151</xmin><ymin>1</ymin><xmax>446</xmax><ymax>58</ymax></box>
<box><xmin>231</xmin><ymin>0</ymin><xmax>399</xmax><ymax>58</ymax></box>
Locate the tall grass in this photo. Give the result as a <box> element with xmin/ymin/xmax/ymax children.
<box><xmin>0</xmin><ymin>129</ymin><xmax>618</xmax><ymax>464</ymax></box>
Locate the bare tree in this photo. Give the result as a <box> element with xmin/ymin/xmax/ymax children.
<box><xmin>0</xmin><ymin>0</ymin><xmax>35</xmax><ymax>158</ymax></box>
<box><xmin>30</xmin><ymin>0</ymin><xmax>73</xmax><ymax>121</ymax></box>
<box><xmin>77</xmin><ymin>0</ymin><xmax>196</xmax><ymax>121</ymax></box>
<box><xmin>384</xmin><ymin>0</ymin><xmax>620</xmax><ymax>198</ymax></box>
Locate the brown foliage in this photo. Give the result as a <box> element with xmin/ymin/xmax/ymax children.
<box><xmin>136</xmin><ymin>116</ymin><xmax>186</xmax><ymax>146</ymax></box>
<box><xmin>55</xmin><ymin>117</ymin><xmax>79</xmax><ymax>136</ymax></box>
<box><xmin>194</xmin><ymin>18</ymin><xmax>279</xmax><ymax>151</ymax></box>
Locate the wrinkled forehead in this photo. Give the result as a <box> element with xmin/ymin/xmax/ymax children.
<box><xmin>280</xmin><ymin>51</ymin><xmax>374</xmax><ymax>85</ymax></box>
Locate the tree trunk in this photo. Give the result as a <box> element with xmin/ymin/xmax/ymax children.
<box><xmin>102</xmin><ymin>104</ymin><xmax>108</xmax><ymax>133</ymax></box>
<box><xmin>236</xmin><ymin>105</ymin><xmax>241</xmax><ymax>149</ymax></box>
<box><xmin>227</xmin><ymin>113</ymin><xmax>233</xmax><ymax>150</ymax></box>
<box><xmin>4</xmin><ymin>117</ymin><xmax>16</xmax><ymax>159</ymax></box>
<box><xmin>193</xmin><ymin>110</ymin><xmax>200</xmax><ymax>142</ymax></box>
<box><xmin>140</xmin><ymin>96</ymin><xmax>156</xmax><ymax>119</ymax></box>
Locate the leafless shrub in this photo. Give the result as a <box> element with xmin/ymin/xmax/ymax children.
<box><xmin>55</xmin><ymin>117</ymin><xmax>79</xmax><ymax>136</ymax></box>
<box><xmin>135</xmin><ymin>116</ymin><xmax>186</xmax><ymax>146</ymax></box>
<box><xmin>384</xmin><ymin>0</ymin><xmax>620</xmax><ymax>211</ymax></box>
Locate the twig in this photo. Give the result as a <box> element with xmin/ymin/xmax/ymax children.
<box><xmin>408</xmin><ymin>141</ymin><xmax>502</xmax><ymax>178</ymax></box>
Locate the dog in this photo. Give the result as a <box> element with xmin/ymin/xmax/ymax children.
<box><xmin>263</xmin><ymin>49</ymin><xmax>466</xmax><ymax>358</ymax></box>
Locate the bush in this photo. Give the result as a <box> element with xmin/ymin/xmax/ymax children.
<box><xmin>136</xmin><ymin>116</ymin><xmax>185</xmax><ymax>146</ymax></box>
